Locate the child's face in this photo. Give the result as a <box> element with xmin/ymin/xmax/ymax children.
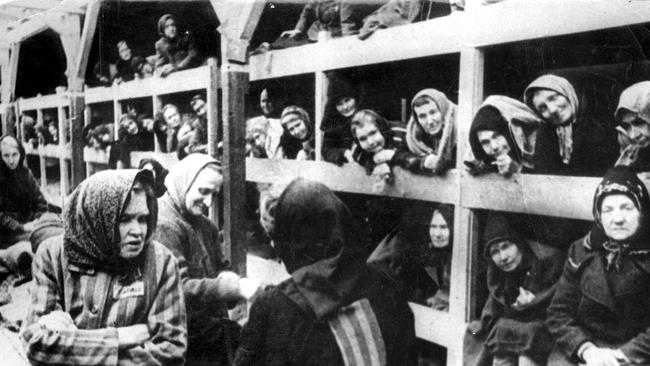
<box><xmin>489</xmin><ymin>240</ymin><xmax>523</xmax><ymax>272</ymax></box>
<box><xmin>477</xmin><ymin>130</ymin><xmax>510</xmax><ymax>158</ymax></box>
<box><xmin>282</xmin><ymin>114</ymin><xmax>309</xmax><ymax>140</ymax></box>
<box><xmin>414</xmin><ymin>100</ymin><xmax>444</xmax><ymax>135</ymax></box>
<box><xmin>336</xmin><ymin>97</ymin><xmax>357</xmax><ymax>118</ymax></box>
<box><xmin>355</xmin><ymin>122</ymin><xmax>385</xmax><ymax>154</ymax></box>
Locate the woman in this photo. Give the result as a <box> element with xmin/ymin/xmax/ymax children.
<box><xmin>421</xmin><ymin>204</ymin><xmax>454</xmax><ymax>311</ymax></box>
<box><xmin>547</xmin><ymin>165</ymin><xmax>650</xmax><ymax>366</ymax></box>
<box><xmin>109</xmin><ymin>113</ymin><xmax>154</xmax><ymax>169</ymax></box>
<box><xmin>613</xmin><ymin>81</ymin><xmax>650</xmax><ymax>172</ymax></box>
<box><xmin>467</xmin><ymin>213</ymin><xmax>563</xmax><ymax>366</ymax></box>
<box><xmin>321</xmin><ymin>72</ymin><xmax>362</xmax><ymax>165</ymax></box>
<box><xmin>405</xmin><ymin>88</ymin><xmax>457</xmax><ymax>175</ymax></box>
<box><xmin>235</xmin><ymin>178</ymin><xmax>416</xmax><ymax>365</ymax></box>
<box><xmin>467</xmin><ymin>96</ymin><xmax>543</xmax><ymax>176</ymax></box>
<box><xmin>155</xmin><ymin>14</ymin><xmax>202</xmax><ymax>77</ymax></box>
<box><xmin>138</xmin><ymin>158</ymin><xmax>169</xmax><ymax>198</ymax></box>
<box><xmin>279</xmin><ymin>106</ymin><xmax>315</xmax><ymax>160</ymax></box>
<box><xmin>523</xmin><ymin>69</ymin><xmax>619</xmax><ymax>176</ymax></box>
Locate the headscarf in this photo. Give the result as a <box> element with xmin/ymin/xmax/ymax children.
<box><xmin>524</xmin><ymin>74</ymin><xmax>580</xmax><ymax>165</ymax></box>
<box><xmin>469</xmin><ymin>95</ymin><xmax>543</xmax><ymax>169</ymax></box>
<box><xmin>63</xmin><ymin>169</ymin><xmax>157</xmax><ymax>273</ymax></box>
<box><xmin>280</xmin><ymin>105</ymin><xmax>312</xmax><ymax>142</ymax></box>
<box><xmin>163</xmin><ymin>153</ymin><xmax>221</xmax><ymax>218</ymax></box>
<box><xmin>157</xmin><ymin>14</ymin><xmax>175</xmax><ymax>37</ymax></box>
<box><xmin>350</xmin><ymin>109</ymin><xmax>395</xmax><ymax>150</ymax></box>
<box><xmin>405</xmin><ymin>88</ymin><xmax>457</xmax><ymax>161</ymax></box>
<box><xmin>0</xmin><ymin>135</ymin><xmax>26</xmax><ymax>176</ymax></box>
<box><xmin>272</xmin><ymin>178</ymin><xmax>365</xmax><ymax>319</ymax></box>
<box><xmin>591</xmin><ymin>166</ymin><xmax>650</xmax><ymax>259</ymax></box>
<box><xmin>616</xmin><ymin>81</ymin><xmax>650</xmax><ymax>125</ymax></box>
<box><xmin>138</xmin><ymin>158</ymin><xmax>169</xmax><ymax>198</ymax></box>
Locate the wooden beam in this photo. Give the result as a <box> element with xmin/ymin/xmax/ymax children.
<box><xmin>69</xmin><ymin>93</ymin><xmax>85</xmax><ymax>187</ymax></box>
<box><xmin>73</xmin><ymin>0</ymin><xmax>100</xmax><ymax>84</ymax></box>
<box><xmin>7</xmin><ymin>42</ymin><xmax>19</xmax><ymax>102</ymax></box>
<box><xmin>314</xmin><ymin>70</ymin><xmax>328</xmax><ymax>161</ymax></box>
<box><xmin>207</xmin><ymin>58</ymin><xmax>219</xmax><ymax>157</ymax></box>
<box><xmin>57</xmin><ymin>102</ymin><xmax>69</xmax><ymax>205</ymax></box>
<box><xmin>212</xmin><ymin>0</ymin><xmax>265</xmax><ymax>62</ymax></box>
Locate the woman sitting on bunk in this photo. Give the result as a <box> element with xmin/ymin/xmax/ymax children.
<box><xmin>405</xmin><ymin>88</ymin><xmax>457</xmax><ymax>175</ymax></box>
<box><xmin>523</xmin><ymin>68</ymin><xmax>620</xmax><ymax>176</ymax></box>
<box><xmin>466</xmin><ymin>95</ymin><xmax>542</xmax><ymax>176</ymax></box>
<box><xmin>278</xmin><ymin>106</ymin><xmax>315</xmax><ymax>160</ymax></box>
<box><xmin>547</xmin><ymin>165</ymin><xmax>650</xmax><ymax>366</ymax></box>
<box><xmin>613</xmin><ymin>81</ymin><xmax>650</xmax><ymax>173</ymax></box>
<box><xmin>155</xmin><ymin>14</ymin><xmax>203</xmax><ymax>78</ymax></box>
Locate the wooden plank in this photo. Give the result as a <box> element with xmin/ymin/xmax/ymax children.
<box><xmin>17</xmin><ymin>93</ymin><xmax>67</xmax><ymax>111</ymax></box>
<box><xmin>7</xmin><ymin>42</ymin><xmax>19</xmax><ymax>102</ymax></box>
<box><xmin>212</xmin><ymin>1</ymin><xmax>265</xmax><ymax>63</ymax></box>
<box><xmin>24</xmin><ymin>143</ymin><xmax>72</xmax><ymax>159</ymax></box>
<box><xmin>129</xmin><ymin>151</ymin><xmax>179</xmax><ymax>171</ymax></box>
<box><xmin>69</xmin><ymin>94</ymin><xmax>85</xmax><ymax>187</ymax></box>
<box><xmin>246</xmin><ymin>158</ymin><xmax>460</xmax><ymax>204</ymax></box>
<box><xmin>461</xmin><ymin>173</ymin><xmax>599</xmax><ymax>221</ymax></box>
<box><xmin>249</xmin><ymin>0</ymin><xmax>650</xmax><ymax>81</ymax></box>
<box><xmin>207</xmin><ymin>58</ymin><xmax>219</xmax><ymax>157</ymax></box>
<box><xmin>409</xmin><ymin>303</ymin><xmax>466</xmax><ymax>349</ymax></box>
<box><xmin>57</xmin><ymin>104</ymin><xmax>69</xmax><ymax>205</ymax></box>
<box><xmin>0</xmin><ymin>46</ymin><xmax>10</xmax><ymax>104</ymax></box>
<box><xmin>84</xmin><ymin>66</ymin><xmax>213</xmax><ymax>103</ymax></box>
<box><xmin>83</xmin><ymin>146</ymin><xmax>110</xmax><ymax>164</ymax></box>
<box><xmin>73</xmin><ymin>0</ymin><xmax>101</xmax><ymax>83</ymax></box>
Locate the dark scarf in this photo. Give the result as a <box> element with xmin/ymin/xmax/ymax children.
<box><xmin>272</xmin><ymin>178</ymin><xmax>366</xmax><ymax>319</ymax></box>
<box><xmin>63</xmin><ymin>169</ymin><xmax>156</xmax><ymax>274</ymax></box>
<box><xmin>590</xmin><ymin>166</ymin><xmax>650</xmax><ymax>270</ymax></box>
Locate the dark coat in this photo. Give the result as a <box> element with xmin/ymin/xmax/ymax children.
<box><xmin>546</xmin><ymin>235</ymin><xmax>650</xmax><ymax>365</ymax></box>
<box><xmin>234</xmin><ymin>268</ymin><xmax>416</xmax><ymax>366</ymax></box>
<box><xmin>469</xmin><ymin>240</ymin><xmax>563</xmax><ymax>365</ymax></box>
<box><xmin>322</xmin><ymin>113</ymin><xmax>354</xmax><ymax>164</ymax></box>
<box><xmin>295</xmin><ymin>0</ymin><xmax>378</xmax><ymax>37</ymax></box>
<box><xmin>0</xmin><ymin>136</ymin><xmax>47</xmax><ymax>234</ymax></box>
<box><xmin>155</xmin><ymin>33</ymin><xmax>202</xmax><ymax>72</ymax></box>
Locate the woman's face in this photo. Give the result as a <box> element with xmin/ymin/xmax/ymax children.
<box><xmin>489</xmin><ymin>240</ymin><xmax>523</xmax><ymax>272</ymax></box>
<box><xmin>163</xmin><ymin>107</ymin><xmax>181</xmax><ymax>128</ymax></box>
<box><xmin>119</xmin><ymin>184</ymin><xmax>149</xmax><ymax>259</ymax></box>
<box><xmin>336</xmin><ymin>97</ymin><xmax>358</xmax><ymax>118</ymax></box>
<box><xmin>429</xmin><ymin>210</ymin><xmax>450</xmax><ymax>248</ymax></box>
<box><xmin>282</xmin><ymin>114</ymin><xmax>309</xmax><ymax>140</ymax></box>
<box><xmin>355</xmin><ymin>122</ymin><xmax>385</xmax><ymax>153</ymax></box>
<box><xmin>259</xmin><ymin>89</ymin><xmax>276</xmax><ymax>116</ymax></box>
<box><xmin>621</xmin><ymin>111</ymin><xmax>650</xmax><ymax>148</ymax></box>
<box><xmin>164</xmin><ymin>18</ymin><xmax>177</xmax><ymax>39</ymax></box>
<box><xmin>477</xmin><ymin>130</ymin><xmax>511</xmax><ymax>158</ymax></box>
<box><xmin>118</xmin><ymin>42</ymin><xmax>132</xmax><ymax>61</ymax></box>
<box><xmin>126</xmin><ymin>119</ymin><xmax>139</xmax><ymax>135</ymax></box>
<box><xmin>414</xmin><ymin>100</ymin><xmax>444</xmax><ymax>135</ymax></box>
<box><xmin>600</xmin><ymin>194</ymin><xmax>641</xmax><ymax>242</ymax></box>
<box><xmin>185</xmin><ymin>167</ymin><xmax>223</xmax><ymax>217</ymax></box>
<box><xmin>0</xmin><ymin>139</ymin><xmax>20</xmax><ymax>170</ymax></box>
<box><xmin>532</xmin><ymin>89</ymin><xmax>573</xmax><ymax>126</ymax></box>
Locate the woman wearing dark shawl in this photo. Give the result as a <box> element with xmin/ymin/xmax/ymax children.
<box><xmin>614</xmin><ymin>81</ymin><xmax>650</xmax><ymax>172</ymax></box>
<box><xmin>547</xmin><ymin>166</ymin><xmax>650</xmax><ymax>365</ymax></box>
<box><xmin>21</xmin><ymin>169</ymin><xmax>187</xmax><ymax>365</ymax></box>
<box><xmin>235</xmin><ymin>178</ymin><xmax>416</xmax><ymax>366</ymax></box>
<box><xmin>524</xmin><ymin>68</ymin><xmax>620</xmax><ymax>176</ymax></box>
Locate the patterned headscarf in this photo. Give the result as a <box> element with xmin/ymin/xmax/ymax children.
<box><xmin>524</xmin><ymin>74</ymin><xmax>579</xmax><ymax>165</ymax></box>
<box><xmin>63</xmin><ymin>169</ymin><xmax>157</xmax><ymax>272</ymax></box>
<box><xmin>406</xmin><ymin>88</ymin><xmax>457</xmax><ymax>156</ymax></box>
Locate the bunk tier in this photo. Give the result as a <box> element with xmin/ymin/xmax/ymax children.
<box><xmin>84</xmin><ymin>64</ymin><xmax>217</xmax><ymax>165</ymax></box>
<box><xmin>18</xmin><ymin>93</ymin><xmax>72</xmax><ymax>159</ymax></box>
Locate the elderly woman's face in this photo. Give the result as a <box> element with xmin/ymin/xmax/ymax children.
<box><xmin>185</xmin><ymin>167</ymin><xmax>223</xmax><ymax>217</ymax></box>
<box><xmin>1</xmin><ymin>139</ymin><xmax>20</xmax><ymax>170</ymax></box>
<box><xmin>621</xmin><ymin>111</ymin><xmax>650</xmax><ymax>148</ymax></box>
<box><xmin>600</xmin><ymin>194</ymin><xmax>641</xmax><ymax>242</ymax></box>
<box><xmin>355</xmin><ymin>122</ymin><xmax>385</xmax><ymax>154</ymax></box>
<box><xmin>477</xmin><ymin>130</ymin><xmax>511</xmax><ymax>158</ymax></box>
<box><xmin>414</xmin><ymin>100</ymin><xmax>444</xmax><ymax>135</ymax></box>
<box><xmin>429</xmin><ymin>210</ymin><xmax>450</xmax><ymax>248</ymax></box>
<box><xmin>489</xmin><ymin>240</ymin><xmax>523</xmax><ymax>272</ymax></box>
<box><xmin>532</xmin><ymin>89</ymin><xmax>573</xmax><ymax>126</ymax></box>
<box><xmin>119</xmin><ymin>185</ymin><xmax>149</xmax><ymax>259</ymax></box>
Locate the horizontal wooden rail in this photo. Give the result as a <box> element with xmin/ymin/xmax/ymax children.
<box><xmin>249</xmin><ymin>0</ymin><xmax>650</xmax><ymax>80</ymax></box>
<box><xmin>17</xmin><ymin>93</ymin><xmax>68</xmax><ymax>111</ymax></box>
<box><xmin>24</xmin><ymin>143</ymin><xmax>71</xmax><ymax>159</ymax></box>
<box><xmin>130</xmin><ymin>151</ymin><xmax>179</xmax><ymax>170</ymax></box>
<box><xmin>83</xmin><ymin>146</ymin><xmax>109</xmax><ymax>164</ymax></box>
<box><xmin>246</xmin><ymin>158</ymin><xmax>459</xmax><ymax>204</ymax></box>
<box><xmin>85</xmin><ymin>65</ymin><xmax>215</xmax><ymax>104</ymax></box>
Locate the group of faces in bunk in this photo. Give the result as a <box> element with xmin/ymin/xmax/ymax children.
<box><xmin>3</xmin><ymin>2</ymin><xmax>650</xmax><ymax>366</ymax></box>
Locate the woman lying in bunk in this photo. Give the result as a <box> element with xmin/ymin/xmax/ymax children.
<box><xmin>278</xmin><ymin>106</ymin><xmax>315</xmax><ymax>160</ymax></box>
<box><xmin>235</xmin><ymin>178</ymin><xmax>416</xmax><ymax>366</ymax></box>
<box><xmin>405</xmin><ymin>88</ymin><xmax>457</xmax><ymax>175</ymax></box>
<box><xmin>155</xmin><ymin>14</ymin><xmax>203</xmax><ymax>78</ymax></box>
<box><xmin>546</xmin><ymin>165</ymin><xmax>650</xmax><ymax>366</ymax></box>
<box><xmin>614</xmin><ymin>81</ymin><xmax>650</xmax><ymax>173</ymax></box>
<box><xmin>109</xmin><ymin>113</ymin><xmax>154</xmax><ymax>169</ymax></box>
<box><xmin>466</xmin><ymin>95</ymin><xmax>543</xmax><ymax>176</ymax></box>
<box><xmin>466</xmin><ymin>212</ymin><xmax>564</xmax><ymax>366</ymax></box>
<box><xmin>524</xmin><ymin>67</ymin><xmax>621</xmax><ymax>177</ymax></box>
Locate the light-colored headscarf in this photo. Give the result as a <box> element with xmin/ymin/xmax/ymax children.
<box><xmin>405</xmin><ymin>89</ymin><xmax>457</xmax><ymax>171</ymax></box>
<box><xmin>163</xmin><ymin>153</ymin><xmax>221</xmax><ymax>217</ymax></box>
<box><xmin>524</xmin><ymin>74</ymin><xmax>579</xmax><ymax>165</ymax></box>
<box><xmin>616</xmin><ymin>81</ymin><xmax>650</xmax><ymax>124</ymax></box>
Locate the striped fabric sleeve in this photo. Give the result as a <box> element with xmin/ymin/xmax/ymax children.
<box><xmin>139</xmin><ymin>245</ymin><xmax>187</xmax><ymax>366</ymax></box>
<box><xmin>21</xmin><ymin>244</ymin><xmax>120</xmax><ymax>366</ymax></box>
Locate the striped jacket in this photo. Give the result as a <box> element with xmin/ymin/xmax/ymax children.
<box><xmin>351</xmin><ymin>122</ymin><xmax>423</xmax><ymax>175</ymax></box>
<box><xmin>21</xmin><ymin>236</ymin><xmax>187</xmax><ymax>366</ymax></box>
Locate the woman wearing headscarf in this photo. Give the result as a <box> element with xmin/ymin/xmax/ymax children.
<box><xmin>155</xmin><ymin>14</ymin><xmax>202</xmax><ymax>77</ymax></box>
<box><xmin>467</xmin><ymin>96</ymin><xmax>543</xmax><ymax>176</ymax></box>
<box><xmin>0</xmin><ymin>135</ymin><xmax>47</xmax><ymax>245</ymax></box>
<box><xmin>154</xmin><ymin>154</ymin><xmax>258</xmax><ymax>365</ymax></box>
<box><xmin>405</xmin><ymin>88</ymin><xmax>457</xmax><ymax>175</ymax></box>
<box><xmin>523</xmin><ymin>68</ymin><xmax>620</xmax><ymax>176</ymax></box>
<box><xmin>21</xmin><ymin>169</ymin><xmax>187</xmax><ymax>365</ymax></box>
<box><xmin>466</xmin><ymin>212</ymin><xmax>564</xmax><ymax>366</ymax></box>
<box><xmin>613</xmin><ymin>81</ymin><xmax>650</xmax><ymax>172</ymax></box>
<box><xmin>546</xmin><ymin>166</ymin><xmax>650</xmax><ymax>366</ymax></box>
<box><xmin>235</xmin><ymin>178</ymin><xmax>416</xmax><ymax>366</ymax></box>
<box><xmin>279</xmin><ymin>105</ymin><xmax>315</xmax><ymax>160</ymax></box>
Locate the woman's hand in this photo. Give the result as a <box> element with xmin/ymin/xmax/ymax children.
<box><xmin>582</xmin><ymin>345</ymin><xmax>628</xmax><ymax>366</ymax></box>
<box><xmin>512</xmin><ymin>287</ymin><xmax>535</xmax><ymax>310</ymax></box>
<box><xmin>422</xmin><ymin>154</ymin><xmax>439</xmax><ymax>170</ymax></box>
<box><xmin>38</xmin><ymin>311</ymin><xmax>77</xmax><ymax>331</ymax></box>
<box><xmin>492</xmin><ymin>154</ymin><xmax>520</xmax><ymax>176</ymax></box>
<box><xmin>280</xmin><ymin>29</ymin><xmax>303</xmax><ymax>39</ymax></box>
<box><xmin>117</xmin><ymin>324</ymin><xmax>150</xmax><ymax>349</ymax></box>
<box><xmin>373</xmin><ymin>149</ymin><xmax>395</xmax><ymax>164</ymax></box>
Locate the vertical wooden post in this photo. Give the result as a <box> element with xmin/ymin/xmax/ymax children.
<box><xmin>207</xmin><ymin>58</ymin><xmax>220</xmax><ymax>158</ymax></box>
<box><xmin>220</xmin><ymin>36</ymin><xmax>248</xmax><ymax>273</ymax></box>
<box><xmin>36</xmin><ymin>108</ymin><xmax>47</xmax><ymax>190</ymax></box>
<box><xmin>70</xmin><ymin>92</ymin><xmax>86</xmax><ymax>186</ymax></box>
<box><xmin>152</xmin><ymin>95</ymin><xmax>162</xmax><ymax>153</ymax></box>
<box><xmin>57</xmin><ymin>102</ymin><xmax>70</xmax><ymax>205</ymax></box>
<box><xmin>314</xmin><ymin>31</ymin><xmax>331</xmax><ymax>162</ymax></box>
<box><xmin>84</xmin><ymin>105</ymin><xmax>93</xmax><ymax>177</ymax></box>
<box><xmin>448</xmin><ymin>47</ymin><xmax>484</xmax><ymax>366</ymax></box>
